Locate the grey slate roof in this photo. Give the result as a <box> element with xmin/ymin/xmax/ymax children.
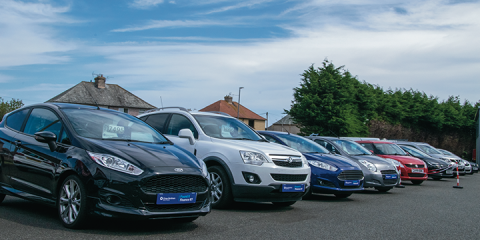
<box><xmin>46</xmin><ymin>81</ymin><xmax>155</xmax><ymax>109</ymax></box>
<box><xmin>273</xmin><ymin>114</ymin><xmax>296</xmax><ymax>125</ymax></box>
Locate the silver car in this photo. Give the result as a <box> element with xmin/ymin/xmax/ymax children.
<box><xmin>307</xmin><ymin>136</ymin><xmax>399</xmax><ymax>192</ymax></box>
<box><xmin>438</xmin><ymin>149</ymin><xmax>472</xmax><ymax>174</ymax></box>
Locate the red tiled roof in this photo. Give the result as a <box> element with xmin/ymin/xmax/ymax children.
<box><xmin>199</xmin><ymin>100</ymin><xmax>266</xmax><ymax>120</ymax></box>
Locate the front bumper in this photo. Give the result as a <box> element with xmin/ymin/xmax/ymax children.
<box><xmin>363</xmin><ymin>170</ymin><xmax>399</xmax><ymax>188</ymax></box>
<box><xmin>310</xmin><ymin>168</ymin><xmax>364</xmax><ymax>194</ymax></box>
<box><xmin>232</xmin><ymin>184</ymin><xmax>309</xmax><ymax>202</ymax></box>
<box><xmin>400</xmin><ymin>167</ymin><xmax>428</xmax><ymax>181</ymax></box>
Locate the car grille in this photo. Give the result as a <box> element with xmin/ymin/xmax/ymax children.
<box><xmin>337</xmin><ymin>170</ymin><xmax>364</xmax><ymax>180</ymax></box>
<box><xmin>141</xmin><ymin>175</ymin><xmax>208</xmax><ymax>193</ymax></box>
<box><xmin>270</xmin><ymin>155</ymin><xmax>303</xmax><ymax>168</ymax></box>
<box><xmin>405</xmin><ymin>164</ymin><xmax>425</xmax><ymax>168</ymax></box>
<box><xmin>381</xmin><ymin>170</ymin><xmax>398</xmax><ymax>184</ymax></box>
<box><xmin>408</xmin><ymin>173</ymin><xmax>426</xmax><ymax>177</ymax></box>
<box><xmin>271</xmin><ymin>174</ymin><xmax>308</xmax><ymax>182</ymax></box>
<box><xmin>145</xmin><ymin>200</ymin><xmax>207</xmax><ymax>212</ymax></box>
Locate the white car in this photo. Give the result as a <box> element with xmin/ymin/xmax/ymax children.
<box><xmin>138</xmin><ymin>108</ymin><xmax>311</xmax><ymax>208</ymax></box>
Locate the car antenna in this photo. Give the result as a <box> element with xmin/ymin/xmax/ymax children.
<box><xmin>281</xmin><ymin>118</ymin><xmax>290</xmax><ymax>134</ymax></box>
<box><xmin>82</xmin><ymin>81</ymin><xmax>100</xmax><ymax>110</ymax></box>
<box><xmin>329</xmin><ymin>129</ymin><xmax>339</xmax><ymax>139</ymax></box>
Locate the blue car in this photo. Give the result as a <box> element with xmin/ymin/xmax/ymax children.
<box><xmin>258</xmin><ymin>131</ymin><xmax>364</xmax><ymax>198</ymax></box>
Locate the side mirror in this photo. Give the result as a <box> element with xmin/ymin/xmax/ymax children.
<box><xmin>369</xmin><ymin>150</ymin><xmax>374</xmax><ymax>153</ymax></box>
<box><xmin>178</xmin><ymin>129</ymin><xmax>195</xmax><ymax>145</ymax></box>
<box><xmin>34</xmin><ymin>131</ymin><xmax>57</xmax><ymax>152</ymax></box>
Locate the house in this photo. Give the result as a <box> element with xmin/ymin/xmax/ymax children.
<box><xmin>46</xmin><ymin>75</ymin><xmax>155</xmax><ymax>116</ymax></box>
<box><xmin>267</xmin><ymin>114</ymin><xmax>301</xmax><ymax>134</ymax></box>
<box><xmin>199</xmin><ymin>96</ymin><xmax>266</xmax><ymax>130</ymax></box>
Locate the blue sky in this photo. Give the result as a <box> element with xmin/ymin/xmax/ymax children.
<box><xmin>1</xmin><ymin>0</ymin><xmax>479</xmax><ymax>125</ymax></box>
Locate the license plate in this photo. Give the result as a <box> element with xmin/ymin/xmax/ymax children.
<box><xmin>344</xmin><ymin>180</ymin><xmax>360</xmax><ymax>186</ymax></box>
<box><xmin>384</xmin><ymin>174</ymin><xmax>398</xmax><ymax>179</ymax></box>
<box><xmin>412</xmin><ymin>169</ymin><xmax>424</xmax><ymax>173</ymax></box>
<box><xmin>156</xmin><ymin>193</ymin><xmax>197</xmax><ymax>205</ymax></box>
<box><xmin>281</xmin><ymin>184</ymin><xmax>305</xmax><ymax>192</ymax></box>
<box><xmin>446</xmin><ymin>170</ymin><xmax>453</xmax><ymax>174</ymax></box>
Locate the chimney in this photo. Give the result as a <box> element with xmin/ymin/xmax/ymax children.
<box><xmin>94</xmin><ymin>74</ymin><xmax>106</xmax><ymax>89</ymax></box>
<box><xmin>224</xmin><ymin>95</ymin><xmax>233</xmax><ymax>104</ymax></box>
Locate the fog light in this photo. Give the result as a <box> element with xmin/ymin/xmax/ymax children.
<box><xmin>242</xmin><ymin>172</ymin><xmax>261</xmax><ymax>184</ymax></box>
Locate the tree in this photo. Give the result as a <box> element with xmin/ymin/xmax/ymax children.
<box><xmin>0</xmin><ymin>97</ymin><xmax>24</xmax><ymax>120</ymax></box>
<box><xmin>286</xmin><ymin>60</ymin><xmax>375</xmax><ymax>136</ymax></box>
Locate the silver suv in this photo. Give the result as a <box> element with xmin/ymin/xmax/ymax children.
<box><xmin>138</xmin><ymin>108</ymin><xmax>311</xmax><ymax>208</ymax></box>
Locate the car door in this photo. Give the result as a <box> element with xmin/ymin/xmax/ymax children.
<box><xmin>10</xmin><ymin>107</ymin><xmax>62</xmax><ymax>199</ymax></box>
<box><xmin>164</xmin><ymin>113</ymin><xmax>198</xmax><ymax>153</ymax></box>
<box><xmin>0</xmin><ymin>108</ymin><xmax>30</xmax><ymax>185</ymax></box>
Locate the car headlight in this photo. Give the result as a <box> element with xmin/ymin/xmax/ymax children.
<box><xmin>308</xmin><ymin>160</ymin><xmax>338</xmax><ymax>171</ymax></box>
<box><xmin>88</xmin><ymin>151</ymin><xmax>144</xmax><ymax>175</ymax></box>
<box><xmin>386</xmin><ymin>158</ymin><xmax>404</xmax><ymax>168</ymax></box>
<box><xmin>301</xmin><ymin>155</ymin><xmax>309</xmax><ymax>165</ymax></box>
<box><xmin>358</xmin><ymin>160</ymin><xmax>377</xmax><ymax>172</ymax></box>
<box><xmin>239</xmin><ymin>151</ymin><xmax>269</xmax><ymax>166</ymax></box>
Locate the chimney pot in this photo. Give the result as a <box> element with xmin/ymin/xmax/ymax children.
<box><xmin>94</xmin><ymin>75</ymin><xmax>106</xmax><ymax>89</ymax></box>
<box><xmin>224</xmin><ymin>95</ymin><xmax>233</xmax><ymax>104</ymax></box>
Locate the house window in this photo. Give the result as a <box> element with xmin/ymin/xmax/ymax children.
<box><xmin>139</xmin><ymin>109</ymin><xmax>146</xmax><ymax>114</ymax></box>
<box><xmin>248</xmin><ymin>119</ymin><xmax>255</xmax><ymax>128</ymax></box>
<box><xmin>124</xmin><ymin>108</ymin><xmax>129</xmax><ymax>114</ymax></box>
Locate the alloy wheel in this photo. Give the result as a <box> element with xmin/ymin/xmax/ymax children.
<box><xmin>210</xmin><ymin>172</ymin><xmax>224</xmax><ymax>204</ymax></box>
<box><xmin>59</xmin><ymin>179</ymin><xmax>82</xmax><ymax>225</ymax></box>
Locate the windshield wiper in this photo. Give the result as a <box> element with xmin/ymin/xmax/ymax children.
<box><xmin>352</xmin><ymin>153</ymin><xmax>370</xmax><ymax>156</ymax></box>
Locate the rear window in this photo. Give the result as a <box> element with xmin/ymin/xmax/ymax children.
<box><xmin>6</xmin><ymin>108</ymin><xmax>30</xmax><ymax>131</ymax></box>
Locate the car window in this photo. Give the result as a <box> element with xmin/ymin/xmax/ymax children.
<box><xmin>332</xmin><ymin>139</ymin><xmax>371</xmax><ymax>155</ymax></box>
<box><xmin>400</xmin><ymin>145</ymin><xmax>429</xmax><ymax>157</ymax></box>
<box><xmin>166</xmin><ymin>114</ymin><xmax>198</xmax><ymax>138</ymax></box>
<box><xmin>6</xmin><ymin>108</ymin><xmax>30</xmax><ymax>131</ymax></box>
<box><xmin>144</xmin><ymin>113</ymin><xmax>169</xmax><ymax>133</ymax></box>
<box><xmin>194</xmin><ymin>115</ymin><xmax>262</xmax><ymax>140</ymax></box>
<box><xmin>313</xmin><ymin>139</ymin><xmax>340</xmax><ymax>154</ymax></box>
<box><xmin>62</xmin><ymin>109</ymin><xmax>168</xmax><ymax>143</ymax></box>
<box><xmin>59</xmin><ymin>129</ymin><xmax>71</xmax><ymax>145</ymax></box>
<box><xmin>262</xmin><ymin>134</ymin><xmax>279</xmax><ymax>143</ymax></box>
<box><xmin>24</xmin><ymin>108</ymin><xmax>62</xmax><ymax>138</ymax></box>
<box><xmin>275</xmin><ymin>134</ymin><xmax>330</xmax><ymax>154</ymax></box>
<box><xmin>360</xmin><ymin>143</ymin><xmax>375</xmax><ymax>152</ymax></box>
<box><xmin>417</xmin><ymin>144</ymin><xmax>442</xmax><ymax>155</ymax></box>
<box><xmin>373</xmin><ymin>143</ymin><xmax>407</xmax><ymax>155</ymax></box>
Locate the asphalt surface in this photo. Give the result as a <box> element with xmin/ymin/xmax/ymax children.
<box><xmin>1</xmin><ymin>174</ymin><xmax>479</xmax><ymax>240</ymax></box>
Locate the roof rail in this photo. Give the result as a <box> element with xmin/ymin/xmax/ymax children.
<box><xmin>340</xmin><ymin>137</ymin><xmax>381</xmax><ymax>141</ymax></box>
<box><xmin>205</xmin><ymin>111</ymin><xmax>231</xmax><ymax>117</ymax></box>
<box><xmin>309</xmin><ymin>133</ymin><xmax>319</xmax><ymax>136</ymax></box>
<box><xmin>145</xmin><ymin>106</ymin><xmax>188</xmax><ymax>114</ymax></box>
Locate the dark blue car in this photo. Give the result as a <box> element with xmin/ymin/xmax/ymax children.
<box><xmin>258</xmin><ymin>131</ymin><xmax>364</xmax><ymax>198</ymax></box>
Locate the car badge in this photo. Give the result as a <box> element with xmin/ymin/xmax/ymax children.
<box><xmin>287</xmin><ymin>157</ymin><xmax>293</xmax><ymax>163</ymax></box>
<box><xmin>415</xmin><ymin>164</ymin><xmax>418</xmax><ymax>168</ymax></box>
<box><xmin>174</xmin><ymin>168</ymin><xmax>184</xmax><ymax>172</ymax></box>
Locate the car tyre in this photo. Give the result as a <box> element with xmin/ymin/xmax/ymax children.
<box><xmin>411</xmin><ymin>180</ymin><xmax>423</xmax><ymax>185</ymax></box>
<box><xmin>208</xmin><ymin>165</ymin><xmax>233</xmax><ymax>209</ymax></box>
<box><xmin>431</xmin><ymin>177</ymin><xmax>442</xmax><ymax>180</ymax></box>
<box><xmin>302</xmin><ymin>187</ymin><xmax>313</xmax><ymax>200</ymax></box>
<box><xmin>58</xmin><ymin>175</ymin><xmax>88</xmax><ymax>229</ymax></box>
<box><xmin>0</xmin><ymin>193</ymin><xmax>5</xmax><ymax>204</ymax></box>
<box><xmin>272</xmin><ymin>201</ymin><xmax>296</xmax><ymax>207</ymax></box>
<box><xmin>375</xmin><ymin>187</ymin><xmax>392</xmax><ymax>192</ymax></box>
<box><xmin>334</xmin><ymin>193</ymin><xmax>352</xmax><ymax>198</ymax></box>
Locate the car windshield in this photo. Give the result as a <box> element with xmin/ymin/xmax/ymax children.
<box><xmin>400</xmin><ymin>146</ymin><xmax>429</xmax><ymax>157</ymax></box>
<box><xmin>62</xmin><ymin>109</ymin><xmax>168</xmax><ymax>143</ymax></box>
<box><xmin>418</xmin><ymin>144</ymin><xmax>442</xmax><ymax>155</ymax></box>
<box><xmin>193</xmin><ymin>115</ymin><xmax>262</xmax><ymax>141</ymax></box>
<box><xmin>332</xmin><ymin>139</ymin><xmax>372</xmax><ymax>155</ymax></box>
<box><xmin>438</xmin><ymin>149</ymin><xmax>454</xmax><ymax>156</ymax></box>
<box><xmin>373</xmin><ymin>143</ymin><xmax>407</xmax><ymax>156</ymax></box>
<box><xmin>274</xmin><ymin>134</ymin><xmax>330</xmax><ymax>154</ymax></box>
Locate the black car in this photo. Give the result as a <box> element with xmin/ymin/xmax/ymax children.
<box><xmin>0</xmin><ymin>103</ymin><xmax>211</xmax><ymax>228</ymax></box>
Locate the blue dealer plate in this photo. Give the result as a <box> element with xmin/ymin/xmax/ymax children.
<box><xmin>156</xmin><ymin>193</ymin><xmax>197</xmax><ymax>205</ymax></box>
<box><xmin>281</xmin><ymin>184</ymin><xmax>305</xmax><ymax>192</ymax></box>
<box><xmin>344</xmin><ymin>180</ymin><xmax>360</xmax><ymax>186</ymax></box>
<box><xmin>385</xmin><ymin>174</ymin><xmax>398</xmax><ymax>179</ymax></box>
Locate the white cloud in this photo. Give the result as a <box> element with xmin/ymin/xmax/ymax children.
<box><xmin>130</xmin><ymin>0</ymin><xmax>165</xmax><ymax>9</ymax></box>
<box><xmin>0</xmin><ymin>0</ymin><xmax>77</xmax><ymax>68</ymax></box>
<box><xmin>203</xmin><ymin>0</ymin><xmax>274</xmax><ymax>14</ymax></box>
<box><xmin>0</xmin><ymin>74</ymin><xmax>14</xmax><ymax>83</ymax></box>
<box><xmin>112</xmin><ymin>20</ymin><xmax>232</xmax><ymax>32</ymax></box>
<box><xmin>90</xmin><ymin>0</ymin><xmax>480</xmax><ymax>115</ymax></box>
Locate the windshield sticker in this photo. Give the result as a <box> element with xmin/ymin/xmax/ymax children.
<box><xmin>103</xmin><ymin>124</ymin><xmax>124</xmax><ymax>138</ymax></box>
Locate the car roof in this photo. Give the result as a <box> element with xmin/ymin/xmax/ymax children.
<box><xmin>356</xmin><ymin>140</ymin><xmax>394</xmax><ymax>144</ymax></box>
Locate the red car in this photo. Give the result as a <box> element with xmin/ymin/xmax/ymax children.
<box><xmin>356</xmin><ymin>140</ymin><xmax>428</xmax><ymax>185</ymax></box>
